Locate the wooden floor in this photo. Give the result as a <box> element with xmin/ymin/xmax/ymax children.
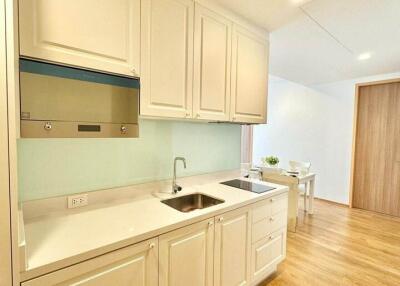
<box><xmin>261</xmin><ymin>199</ymin><xmax>400</xmax><ymax>286</ymax></box>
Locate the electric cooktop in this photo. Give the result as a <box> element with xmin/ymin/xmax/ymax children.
<box><xmin>220</xmin><ymin>179</ymin><xmax>276</xmax><ymax>194</ymax></box>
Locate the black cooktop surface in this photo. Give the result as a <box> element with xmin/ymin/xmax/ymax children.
<box><xmin>220</xmin><ymin>179</ymin><xmax>276</xmax><ymax>194</ymax></box>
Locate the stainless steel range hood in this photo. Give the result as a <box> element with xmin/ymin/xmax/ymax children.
<box><xmin>19</xmin><ymin>59</ymin><xmax>140</xmax><ymax>138</ymax></box>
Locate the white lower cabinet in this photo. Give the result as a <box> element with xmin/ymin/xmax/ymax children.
<box><xmin>214</xmin><ymin>207</ymin><xmax>251</xmax><ymax>286</ymax></box>
<box><xmin>159</xmin><ymin>218</ymin><xmax>214</xmax><ymax>286</ymax></box>
<box><xmin>21</xmin><ymin>238</ymin><xmax>158</xmax><ymax>286</ymax></box>
<box><xmin>22</xmin><ymin>193</ymin><xmax>288</xmax><ymax>286</ymax></box>
<box><xmin>251</xmin><ymin>229</ymin><xmax>286</xmax><ymax>285</ymax></box>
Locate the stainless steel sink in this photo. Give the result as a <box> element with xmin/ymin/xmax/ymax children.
<box><xmin>161</xmin><ymin>193</ymin><xmax>224</xmax><ymax>213</ymax></box>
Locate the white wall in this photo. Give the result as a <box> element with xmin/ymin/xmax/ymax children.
<box><xmin>253</xmin><ymin>72</ymin><xmax>400</xmax><ymax>204</ymax></box>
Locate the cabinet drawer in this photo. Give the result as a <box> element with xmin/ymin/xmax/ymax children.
<box><xmin>251</xmin><ymin>229</ymin><xmax>286</xmax><ymax>283</ymax></box>
<box><xmin>252</xmin><ymin>193</ymin><xmax>288</xmax><ymax>224</ymax></box>
<box><xmin>252</xmin><ymin>211</ymin><xmax>287</xmax><ymax>243</ymax></box>
<box><xmin>271</xmin><ymin>194</ymin><xmax>288</xmax><ymax>215</ymax></box>
<box><xmin>21</xmin><ymin>238</ymin><xmax>158</xmax><ymax>286</ymax></box>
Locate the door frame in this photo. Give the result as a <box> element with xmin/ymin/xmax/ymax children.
<box><xmin>349</xmin><ymin>78</ymin><xmax>400</xmax><ymax>208</ymax></box>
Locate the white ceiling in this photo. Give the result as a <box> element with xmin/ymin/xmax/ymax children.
<box><xmin>212</xmin><ymin>0</ymin><xmax>313</xmax><ymax>31</ymax></box>
<box><xmin>213</xmin><ymin>0</ymin><xmax>400</xmax><ymax>85</ymax></box>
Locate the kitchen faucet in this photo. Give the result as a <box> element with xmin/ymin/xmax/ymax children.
<box><xmin>172</xmin><ymin>157</ymin><xmax>186</xmax><ymax>194</ymax></box>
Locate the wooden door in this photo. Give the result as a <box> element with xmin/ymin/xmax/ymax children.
<box><xmin>159</xmin><ymin>218</ymin><xmax>214</xmax><ymax>286</ymax></box>
<box><xmin>141</xmin><ymin>0</ymin><xmax>194</xmax><ymax>119</ymax></box>
<box><xmin>230</xmin><ymin>24</ymin><xmax>269</xmax><ymax>124</ymax></box>
<box><xmin>353</xmin><ymin>82</ymin><xmax>400</xmax><ymax>216</ymax></box>
<box><xmin>193</xmin><ymin>3</ymin><xmax>231</xmax><ymax>121</ymax></box>
<box><xmin>19</xmin><ymin>0</ymin><xmax>141</xmax><ymax>77</ymax></box>
<box><xmin>214</xmin><ymin>207</ymin><xmax>251</xmax><ymax>286</ymax></box>
<box><xmin>0</xmin><ymin>0</ymin><xmax>12</xmax><ymax>283</ymax></box>
<box><xmin>22</xmin><ymin>239</ymin><xmax>159</xmax><ymax>286</ymax></box>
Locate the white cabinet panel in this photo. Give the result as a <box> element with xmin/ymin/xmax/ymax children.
<box><xmin>193</xmin><ymin>3</ymin><xmax>231</xmax><ymax>121</ymax></box>
<box><xmin>19</xmin><ymin>0</ymin><xmax>140</xmax><ymax>77</ymax></box>
<box><xmin>214</xmin><ymin>207</ymin><xmax>251</xmax><ymax>286</ymax></box>
<box><xmin>22</xmin><ymin>239</ymin><xmax>158</xmax><ymax>286</ymax></box>
<box><xmin>159</xmin><ymin>218</ymin><xmax>214</xmax><ymax>286</ymax></box>
<box><xmin>231</xmin><ymin>24</ymin><xmax>269</xmax><ymax>124</ymax></box>
<box><xmin>141</xmin><ymin>0</ymin><xmax>194</xmax><ymax>118</ymax></box>
<box><xmin>251</xmin><ymin>229</ymin><xmax>286</xmax><ymax>284</ymax></box>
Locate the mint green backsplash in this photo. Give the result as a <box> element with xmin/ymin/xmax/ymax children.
<box><xmin>18</xmin><ymin>119</ymin><xmax>241</xmax><ymax>201</ymax></box>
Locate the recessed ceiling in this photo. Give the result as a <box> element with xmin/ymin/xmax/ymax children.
<box><xmin>270</xmin><ymin>0</ymin><xmax>400</xmax><ymax>85</ymax></box>
<box><xmin>213</xmin><ymin>0</ymin><xmax>400</xmax><ymax>85</ymax></box>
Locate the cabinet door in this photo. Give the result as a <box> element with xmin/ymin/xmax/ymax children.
<box><xmin>251</xmin><ymin>229</ymin><xmax>286</xmax><ymax>284</ymax></box>
<box><xmin>193</xmin><ymin>3</ymin><xmax>231</xmax><ymax>121</ymax></box>
<box><xmin>22</xmin><ymin>239</ymin><xmax>158</xmax><ymax>286</ymax></box>
<box><xmin>19</xmin><ymin>0</ymin><xmax>140</xmax><ymax>77</ymax></box>
<box><xmin>159</xmin><ymin>218</ymin><xmax>214</xmax><ymax>286</ymax></box>
<box><xmin>141</xmin><ymin>0</ymin><xmax>194</xmax><ymax>118</ymax></box>
<box><xmin>214</xmin><ymin>207</ymin><xmax>251</xmax><ymax>286</ymax></box>
<box><xmin>231</xmin><ymin>24</ymin><xmax>269</xmax><ymax>124</ymax></box>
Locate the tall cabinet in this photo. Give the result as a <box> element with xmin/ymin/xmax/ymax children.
<box><xmin>0</xmin><ymin>0</ymin><xmax>12</xmax><ymax>284</ymax></box>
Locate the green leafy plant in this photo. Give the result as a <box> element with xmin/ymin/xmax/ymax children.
<box><xmin>262</xmin><ymin>156</ymin><xmax>279</xmax><ymax>166</ymax></box>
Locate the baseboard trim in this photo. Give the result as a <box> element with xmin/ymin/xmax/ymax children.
<box><xmin>314</xmin><ymin>197</ymin><xmax>349</xmax><ymax>207</ymax></box>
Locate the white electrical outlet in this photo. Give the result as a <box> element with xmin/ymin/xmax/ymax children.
<box><xmin>68</xmin><ymin>194</ymin><xmax>88</xmax><ymax>209</ymax></box>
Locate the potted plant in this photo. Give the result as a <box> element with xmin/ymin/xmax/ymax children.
<box><xmin>263</xmin><ymin>156</ymin><xmax>280</xmax><ymax>167</ymax></box>
<box><xmin>261</xmin><ymin>156</ymin><xmax>281</xmax><ymax>174</ymax></box>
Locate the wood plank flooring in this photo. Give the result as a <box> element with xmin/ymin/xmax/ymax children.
<box><xmin>261</xmin><ymin>199</ymin><xmax>400</xmax><ymax>286</ymax></box>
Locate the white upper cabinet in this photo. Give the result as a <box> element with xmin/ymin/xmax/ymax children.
<box><xmin>231</xmin><ymin>24</ymin><xmax>269</xmax><ymax>124</ymax></box>
<box><xmin>141</xmin><ymin>0</ymin><xmax>194</xmax><ymax>119</ymax></box>
<box><xmin>19</xmin><ymin>0</ymin><xmax>141</xmax><ymax>77</ymax></box>
<box><xmin>193</xmin><ymin>3</ymin><xmax>231</xmax><ymax>121</ymax></box>
<box><xmin>19</xmin><ymin>0</ymin><xmax>269</xmax><ymax>123</ymax></box>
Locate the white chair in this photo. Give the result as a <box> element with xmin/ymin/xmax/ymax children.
<box><xmin>289</xmin><ymin>161</ymin><xmax>311</xmax><ymax>212</ymax></box>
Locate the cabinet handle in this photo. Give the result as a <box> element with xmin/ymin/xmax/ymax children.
<box><xmin>270</xmin><ymin>198</ymin><xmax>275</xmax><ymax>203</ymax></box>
<box><xmin>208</xmin><ymin>221</ymin><xmax>214</xmax><ymax>227</ymax></box>
<box><xmin>44</xmin><ymin>122</ymin><xmax>52</xmax><ymax>131</ymax></box>
<box><xmin>232</xmin><ymin>116</ymin><xmax>236</xmax><ymax>121</ymax></box>
<box><xmin>149</xmin><ymin>242</ymin><xmax>155</xmax><ymax>249</ymax></box>
<box><xmin>269</xmin><ymin>217</ymin><xmax>275</xmax><ymax>222</ymax></box>
<box><xmin>218</xmin><ymin>217</ymin><xmax>224</xmax><ymax>222</ymax></box>
<box><xmin>185</xmin><ymin>113</ymin><xmax>191</xmax><ymax>118</ymax></box>
<box><xmin>131</xmin><ymin>67</ymin><xmax>137</xmax><ymax>76</ymax></box>
<box><xmin>269</xmin><ymin>235</ymin><xmax>274</xmax><ymax>240</ymax></box>
<box><xmin>196</xmin><ymin>113</ymin><xmax>200</xmax><ymax>118</ymax></box>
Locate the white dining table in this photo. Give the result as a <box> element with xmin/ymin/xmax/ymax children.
<box><xmin>262</xmin><ymin>172</ymin><xmax>316</xmax><ymax>232</ymax></box>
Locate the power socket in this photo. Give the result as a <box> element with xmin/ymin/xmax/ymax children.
<box><xmin>68</xmin><ymin>194</ymin><xmax>88</xmax><ymax>209</ymax></box>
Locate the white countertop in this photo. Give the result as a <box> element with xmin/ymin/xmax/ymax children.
<box><xmin>21</xmin><ymin>175</ymin><xmax>288</xmax><ymax>281</ymax></box>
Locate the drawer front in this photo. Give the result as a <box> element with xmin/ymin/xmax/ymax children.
<box><xmin>251</xmin><ymin>229</ymin><xmax>286</xmax><ymax>282</ymax></box>
<box><xmin>252</xmin><ymin>217</ymin><xmax>269</xmax><ymax>243</ymax></box>
<box><xmin>252</xmin><ymin>193</ymin><xmax>288</xmax><ymax>224</ymax></box>
<box><xmin>252</xmin><ymin>202</ymin><xmax>271</xmax><ymax>224</ymax></box>
<box><xmin>270</xmin><ymin>211</ymin><xmax>287</xmax><ymax>234</ymax></box>
<box><xmin>252</xmin><ymin>211</ymin><xmax>287</xmax><ymax>243</ymax></box>
<box><xmin>270</xmin><ymin>193</ymin><xmax>288</xmax><ymax>215</ymax></box>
